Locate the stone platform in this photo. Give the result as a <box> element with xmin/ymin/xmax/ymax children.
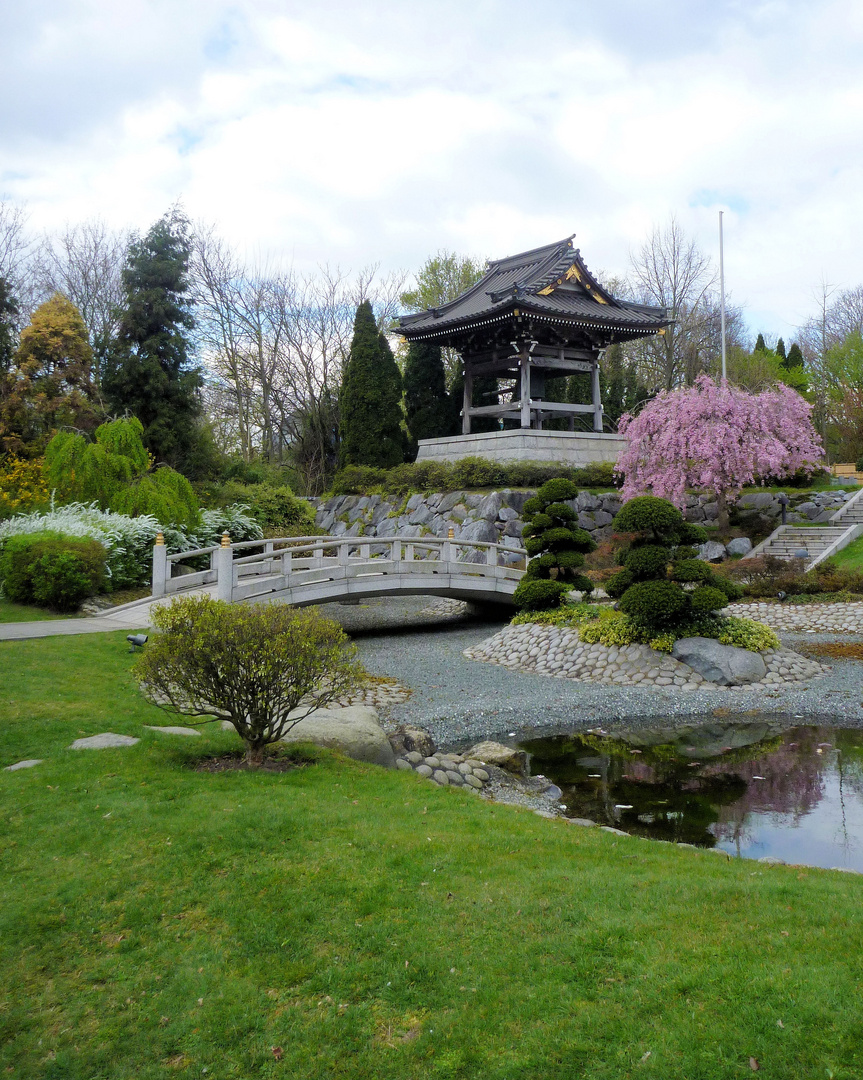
<box><xmin>416</xmin><ymin>429</ymin><xmax>626</xmax><ymax>465</ymax></box>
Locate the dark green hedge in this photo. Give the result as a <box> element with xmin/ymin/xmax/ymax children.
<box><xmin>0</xmin><ymin>532</ymin><xmax>108</xmax><ymax>611</ymax></box>
<box><xmin>330</xmin><ymin>458</ymin><xmax>620</xmax><ymax>497</ymax></box>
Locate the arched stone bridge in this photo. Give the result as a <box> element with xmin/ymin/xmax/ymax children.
<box><xmin>151</xmin><ymin>534</ymin><xmax>528</xmax><ymax>609</ymax></box>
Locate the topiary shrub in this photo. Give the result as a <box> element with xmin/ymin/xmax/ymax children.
<box><xmin>512</xmin><ymin>578</ymin><xmax>572</xmax><ymax>612</ymax></box>
<box><xmin>515</xmin><ymin>478</ymin><xmax>596</xmax><ymax>610</ymax></box>
<box><xmin>0</xmin><ymin>532</ymin><xmax>107</xmax><ymax>611</ymax></box>
<box><xmin>610</xmin><ymin>495</ymin><xmax>731</xmax><ymax>629</ymax></box>
<box><xmin>618</xmin><ymin>579</ymin><xmax>690</xmax><ymax>627</ymax></box>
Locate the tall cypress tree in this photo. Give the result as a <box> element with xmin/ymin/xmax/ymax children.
<box><xmin>0</xmin><ymin>277</ymin><xmax>18</xmax><ymax>376</ymax></box>
<box><xmin>753</xmin><ymin>332</ymin><xmax>767</xmax><ymax>353</ymax></box>
<box><xmin>784</xmin><ymin>342</ymin><xmax>804</xmax><ymax>370</ymax></box>
<box><xmin>103</xmin><ymin>209</ymin><xmax>201</xmax><ymax>470</ymax></box>
<box><xmin>776</xmin><ymin>337</ymin><xmax>787</xmax><ymax>360</ymax></box>
<box><xmin>339</xmin><ymin>301</ymin><xmax>405</xmax><ymax>468</ymax></box>
<box><xmin>403</xmin><ymin>340</ymin><xmax>454</xmax><ymax>454</ymax></box>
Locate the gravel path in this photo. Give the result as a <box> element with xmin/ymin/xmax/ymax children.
<box><xmin>324</xmin><ymin>597</ymin><xmax>863</xmax><ymax>751</ymax></box>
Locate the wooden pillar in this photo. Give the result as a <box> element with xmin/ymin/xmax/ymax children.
<box><xmin>591</xmin><ymin>359</ymin><xmax>603</xmax><ymax>433</ymax></box>
<box><xmin>519</xmin><ymin>354</ymin><xmax>531</xmax><ymax>429</ymax></box>
<box><xmin>462</xmin><ymin>362</ymin><xmax>473</xmax><ymax>435</ymax></box>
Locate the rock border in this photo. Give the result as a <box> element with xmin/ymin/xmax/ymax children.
<box><xmin>463</xmin><ymin>622</ymin><xmax>825</xmax><ymax>690</ymax></box>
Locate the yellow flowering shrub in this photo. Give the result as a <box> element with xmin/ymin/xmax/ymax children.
<box><xmin>0</xmin><ymin>458</ymin><xmax>49</xmax><ymax>519</ymax></box>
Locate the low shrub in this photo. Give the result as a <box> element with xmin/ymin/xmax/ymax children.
<box><xmin>510</xmin><ymin>602</ymin><xmax>600</xmax><ymax>627</ymax></box>
<box><xmin>511</xmin><ymin>578</ymin><xmax>572</xmax><ymax>611</ymax></box>
<box><xmin>618</xmin><ymin>579</ymin><xmax>690</xmax><ymax>627</ymax></box>
<box><xmin>0</xmin><ymin>532</ymin><xmax>107</xmax><ymax>611</ymax></box>
<box><xmin>328</xmin><ymin>458</ymin><xmax>622</xmax><ymax>497</ymax></box>
<box><xmin>576</xmin><ymin>608</ymin><xmax>779</xmax><ymax>653</ymax></box>
<box><xmin>195</xmin><ymin>482</ymin><xmax>315</xmax><ymax>535</ymax></box>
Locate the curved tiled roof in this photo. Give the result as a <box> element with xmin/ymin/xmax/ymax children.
<box><xmin>398</xmin><ymin>235</ymin><xmax>669</xmax><ymax>340</ymax></box>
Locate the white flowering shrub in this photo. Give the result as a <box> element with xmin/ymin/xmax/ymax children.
<box><xmin>0</xmin><ymin>501</ymin><xmax>262</xmax><ymax>592</ymax></box>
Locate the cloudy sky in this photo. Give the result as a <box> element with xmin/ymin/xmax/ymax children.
<box><xmin>2</xmin><ymin>0</ymin><xmax>861</xmax><ymax>340</ymax></box>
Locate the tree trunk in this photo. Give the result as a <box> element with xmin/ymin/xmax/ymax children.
<box><xmin>245</xmin><ymin>743</ymin><xmax>265</xmax><ymax>768</ymax></box>
<box><xmin>716</xmin><ymin>489</ymin><xmax>730</xmax><ymax>535</ymax></box>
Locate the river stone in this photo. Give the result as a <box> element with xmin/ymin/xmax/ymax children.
<box><xmin>725</xmin><ymin>537</ymin><xmax>753</xmax><ymax>556</ymax></box>
<box><xmin>671</xmin><ymin>637</ymin><xmax>767</xmax><ymax>686</ymax></box>
<box><xmin>144</xmin><ymin>725</ymin><xmax>202</xmax><ymax>737</ymax></box>
<box><xmin>388</xmin><ymin>724</ymin><xmax>436</xmax><ymax>758</ymax></box>
<box><xmin>396</xmin><ymin>758</ymin><xmax>413</xmax><ymax>771</ymax></box>
<box><xmin>71</xmin><ymin>733</ymin><xmax>140</xmax><ymax>749</ymax></box>
<box><xmin>466</xmin><ymin>741</ymin><xmax>529</xmax><ymax>777</ymax></box>
<box><xmin>4</xmin><ymin>759</ymin><xmax>43</xmax><ymax>771</ymax></box>
<box><xmin>415</xmin><ymin>764</ymin><xmax>433</xmax><ymax>777</ymax></box>
<box><xmin>279</xmin><ymin>706</ymin><xmax>396</xmax><ymax>768</ymax></box>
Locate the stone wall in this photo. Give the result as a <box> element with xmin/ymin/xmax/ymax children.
<box><xmin>312</xmin><ymin>486</ymin><xmax>856</xmax><ymax>556</ymax></box>
<box><xmin>415</xmin><ymin>429</ymin><xmax>626</xmax><ymax>465</ymax></box>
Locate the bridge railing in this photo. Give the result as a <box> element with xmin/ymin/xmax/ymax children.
<box><xmin>152</xmin><ymin>532</ymin><xmax>527</xmax><ymax>604</ymax></box>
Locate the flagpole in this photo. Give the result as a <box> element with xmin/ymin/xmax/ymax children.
<box><xmin>719</xmin><ymin>210</ymin><xmax>727</xmax><ymax>381</ymax></box>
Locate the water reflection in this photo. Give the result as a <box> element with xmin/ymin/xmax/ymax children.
<box><xmin>520</xmin><ymin>722</ymin><xmax>863</xmax><ymax>871</ymax></box>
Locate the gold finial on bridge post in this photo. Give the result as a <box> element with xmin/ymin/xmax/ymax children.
<box><xmin>448</xmin><ymin>526</ymin><xmax>455</xmax><ymax>540</ymax></box>
<box><xmin>221</xmin><ymin>532</ymin><xmax>231</xmax><ymax>547</ymax></box>
<box><xmin>155</xmin><ymin>531</ymin><xmax>164</xmax><ymax>546</ymax></box>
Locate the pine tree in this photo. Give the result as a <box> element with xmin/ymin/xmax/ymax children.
<box><xmin>784</xmin><ymin>342</ymin><xmax>804</xmax><ymax>369</ymax></box>
<box><xmin>339</xmin><ymin>301</ymin><xmax>405</xmax><ymax>468</ymax></box>
<box><xmin>753</xmin><ymin>332</ymin><xmax>767</xmax><ymax>353</ymax></box>
<box><xmin>776</xmin><ymin>337</ymin><xmax>786</xmax><ymax>360</ymax></box>
<box><xmin>102</xmin><ymin>209</ymin><xmax>201</xmax><ymax>470</ymax></box>
<box><xmin>403</xmin><ymin>340</ymin><xmax>455</xmax><ymax>453</ymax></box>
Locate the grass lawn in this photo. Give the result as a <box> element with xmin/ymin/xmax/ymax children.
<box><xmin>831</xmin><ymin>535</ymin><xmax>863</xmax><ymax>571</ymax></box>
<box><xmin>0</xmin><ymin>599</ymin><xmax>68</xmax><ymax>623</ymax></box>
<box><xmin>2</xmin><ymin>633</ymin><xmax>863</xmax><ymax>1079</ymax></box>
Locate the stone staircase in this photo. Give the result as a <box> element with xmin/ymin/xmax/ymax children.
<box><xmin>745</xmin><ymin>487</ymin><xmax>863</xmax><ymax>569</ymax></box>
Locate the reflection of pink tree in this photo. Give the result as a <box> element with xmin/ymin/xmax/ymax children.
<box><xmin>711</xmin><ymin>728</ymin><xmax>828</xmax><ymax>846</ymax></box>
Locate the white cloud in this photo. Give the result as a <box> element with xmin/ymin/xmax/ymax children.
<box><xmin>2</xmin><ymin>0</ymin><xmax>862</xmax><ymax>340</ymax></box>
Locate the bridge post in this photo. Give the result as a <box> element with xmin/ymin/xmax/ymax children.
<box><xmin>391</xmin><ymin>539</ymin><xmax>401</xmax><ymax>564</ymax></box>
<box><xmin>339</xmin><ymin>542</ymin><xmax>350</xmax><ymax>566</ymax></box>
<box><xmin>486</xmin><ymin>544</ymin><xmax>498</xmax><ymax>566</ymax></box>
<box><xmin>216</xmin><ymin>533</ymin><xmax>233</xmax><ymax>602</ymax></box>
<box><xmin>152</xmin><ymin>532</ymin><xmax>167</xmax><ymax>597</ymax></box>
<box><xmin>281</xmin><ymin>546</ymin><xmax>292</xmax><ymax>579</ymax></box>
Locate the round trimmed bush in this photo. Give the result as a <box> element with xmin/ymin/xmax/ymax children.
<box><xmin>544</xmin><ymin>502</ymin><xmax>577</xmax><ymax>522</ymax></box>
<box><xmin>0</xmin><ymin>532</ymin><xmax>107</xmax><ymax>611</ymax></box>
<box><xmin>604</xmin><ymin>567</ymin><xmax>634</xmax><ymax>598</ymax></box>
<box><xmin>613</xmin><ymin>495</ymin><xmax>683</xmax><ymax>537</ymax></box>
<box><xmin>624</xmin><ymin>544</ymin><xmax>670</xmax><ymax>580</ymax></box>
<box><xmin>513</xmin><ymin>578</ymin><xmax>572</xmax><ymax>612</ymax></box>
<box><xmin>618</xmin><ymin>579</ymin><xmax>690</xmax><ymax>627</ymax></box>
<box><xmin>690</xmin><ymin>585</ymin><xmax>730</xmax><ymax>614</ymax></box>
<box><xmin>671</xmin><ymin>558</ymin><xmax>714</xmax><ymax>583</ymax></box>
<box><xmin>714</xmin><ymin>576</ymin><xmax>744</xmax><ymax>601</ymax></box>
<box><xmin>537</xmin><ymin>478</ymin><xmax>578</xmax><ymax>503</ymax></box>
<box><xmin>677</xmin><ymin>521</ymin><xmax>708</xmax><ymax>545</ymax></box>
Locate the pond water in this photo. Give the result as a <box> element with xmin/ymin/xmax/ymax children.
<box><xmin>520</xmin><ymin>720</ymin><xmax>863</xmax><ymax>872</ymax></box>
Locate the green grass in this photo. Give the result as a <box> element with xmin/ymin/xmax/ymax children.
<box><xmin>2</xmin><ymin>633</ymin><xmax>863</xmax><ymax>1079</ymax></box>
<box><xmin>830</xmin><ymin>535</ymin><xmax>863</xmax><ymax>570</ymax></box>
<box><xmin>0</xmin><ymin>598</ymin><xmax>68</xmax><ymax>622</ymax></box>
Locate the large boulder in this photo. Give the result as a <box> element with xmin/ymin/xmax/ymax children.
<box><xmin>725</xmin><ymin>536</ymin><xmax>753</xmax><ymax>556</ymax></box>
<box><xmin>671</xmin><ymin>637</ymin><xmax>767</xmax><ymax>686</ymax></box>
<box><xmin>280</xmin><ymin>706</ymin><xmax>396</xmax><ymax>768</ymax></box>
<box><xmin>466</xmin><ymin>741</ymin><xmax>529</xmax><ymax>777</ymax></box>
<box><xmin>697</xmin><ymin>541</ymin><xmax>727</xmax><ymax>562</ymax></box>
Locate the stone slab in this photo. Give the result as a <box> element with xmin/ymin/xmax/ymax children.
<box><xmin>144</xmin><ymin>725</ymin><xmax>202</xmax><ymax>737</ymax></box>
<box><xmin>70</xmin><ymin>733</ymin><xmax>140</xmax><ymax>749</ymax></box>
<box><xmin>4</xmin><ymin>759</ymin><xmax>43</xmax><ymax>771</ymax></box>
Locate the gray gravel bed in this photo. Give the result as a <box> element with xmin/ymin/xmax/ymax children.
<box><xmin>332</xmin><ymin>598</ymin><xmax>863</xmax><ymax>751</ymax></box>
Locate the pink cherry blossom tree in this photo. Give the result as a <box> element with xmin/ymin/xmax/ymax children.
<box><xmin>616</xmin><ymin>376</ymin><xmax>824</xmax><ymax>531</ymax></box>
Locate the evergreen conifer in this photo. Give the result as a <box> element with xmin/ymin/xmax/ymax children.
<box><xmin>784</xmin><ymin>342</ymin><xmax>804</xmax><ymax>369</ymax></box>
<box><xmin>776</xmin><ymin>337</ymin><xmax>787</xmax><ymax>360</ymax></box>
<box><xmin>102</xmin><ymin>209</ymin><xmax>201</xmax><ymax>471</ymax></box>
<box><xmin>339</xmin><ymin>301</ymin><xmax>405</xmax><ymax>468</ymax></box>
<box><xmin>753</xmin><ymin>332</ymin><xmax>767</xmax><ymax>353</ymax></box>
<box><xmin>403</xmin><ymin>340</ymin><xmax>454</xmax><ymax>454</ymax></box>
